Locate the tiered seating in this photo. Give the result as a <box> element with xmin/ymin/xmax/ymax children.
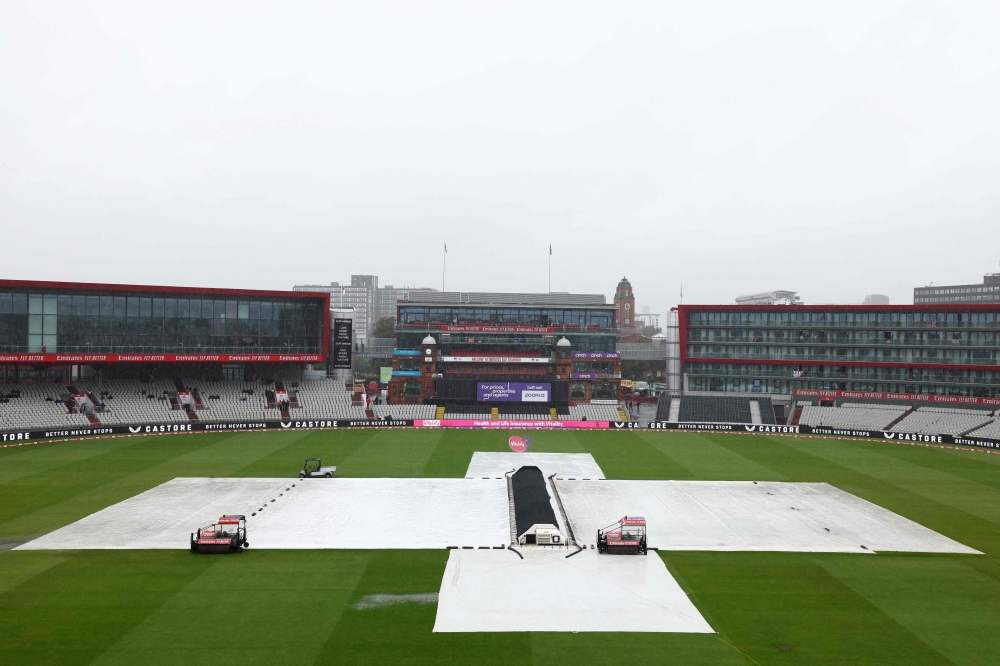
<box><xmin>799</xmin><ymin>404</ymin><xmax>908</xmax><ymax>430</ymax></box>
<box><xmin>568</xmin><ymin>404</ymin><xmax>621</xmax><ymax>421</ymax></box>
<box><xmin>194</xmin><ymin>380</ymin><xmax>273</xmax><ymax>423</ymax></box>
<box><xmin>76</xmin><ymin>378</ymin><xmax>191</xmax><ymax>426</ymax></box>
<box><xmin>654</xmin><ymin>393</ymin><xmax>671</xmax><ymax>421</ymax></box>
<box><xmin>292</xmin><ymin>379</ymin><xmax>367</xmax><ymax>420</ymax></box>
<box><xmin>0</xmin><ymin>383</ymin><xmax>92</xmax><ymax>431</ymax></box>
<box><xmin>677</xmin><ymin>396</ymin><xmax>752</xmax><ymax>424</ymax></box>
<box><xmin>967</xmin><ymin>418</ymin><xmax>1000</xmax><ymax>439</ymax></box>
<box><xmin>889</xmin><ymin>407</ymin><xmax>994</xmax><ymax>436</ymax></box>
<box><xmin>371</xmin><ymin>404</ymin><xmax>437</xmax><ymax>420</ymax></box>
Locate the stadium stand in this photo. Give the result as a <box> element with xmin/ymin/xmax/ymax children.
<box><xmin>671</xmin><ymin>396</ymin><xmax>776</xmax><ymax>424</ymax></box>
<box><xmin>967</xmin><ymin>418</ymin><xmax>1000</xmax><ymax>439</ymax></box>
<box><xmin>568</xmin><ymin>404</ymin><xmax>621</xmax><ymax>421</ymax></box>
<box><xmin>889</xmin><ymin>406</ymin><xmax>994</xmax><ymax>436</ymax></box>
<box><xmin>371</xmin><ymin>404</ymin><xmax>437</xmax><ymax>420</ymax></box>
<box><xmin>0</xmin><ymin>382</ymin><xmax>95</xmax><ymax>431</ymax></box>
<box><xmin>798</xmin><ymin>404</ymin><xmax>908</xmax><ymax>430</ymax></box>
<box><xmin>0</xmin><ymin>378</ymin><xmax>413</xmax><ymax>430</ymax></box>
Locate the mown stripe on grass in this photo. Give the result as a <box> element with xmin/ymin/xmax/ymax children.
<box><xmin>665</xmin><ymin>551</ymin><xmax>952</xmax><ymax>666</ymax></box>
<box><xmin>579</xmin><ymin>430</ymin><xmax>694</xmax><ymax>480</ymax></box>
<box><xmin>641</xmin><ymin>431</ymin><xmax>788</xmax><ymax>482</ymax></box>
<box><xmin>819</xmin><ymin>554</ymin><xmax>1000</xmax><ymax>666</ymax></box>
<box><xmin>89</xmin><ymin>550</ymin><xmax>370</xmax><ymax>666</ymax></box>
<box><xmin>0</xmin><ymin>551</ymin><xmax>213</xmax><ymax>666</ymax></box>
<box><xmin>234</xmin><ymin>427</ymin><xmax>379</xmax><ymax>478</ymax></box>
<box><xmin>337</xmin><ymin>428</ymin><xmax>443</xmax><ymax>477</ymax></box>
<box><xmin>848</xmin><ymin>439</ymin><xmax>1000</xmax><ymax>493</ymax></box>
<box><xmin>0</xmin><ymin>551</ymin><xmax>67</xmax><ymax>596</ymax></box>
<box><xmin>0</xmin><ymin>437</ymin><xmax>149</xmax><ymax>485</ymax></box>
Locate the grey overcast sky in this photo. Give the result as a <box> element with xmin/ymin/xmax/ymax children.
<box><xmin>2</xmin><ymin>1</ymin><xmax>999</xmax><ymax>316</ymax></box>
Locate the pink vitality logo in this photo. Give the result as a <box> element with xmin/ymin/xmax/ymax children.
<box><xmin>508</xmin><ymin>435</ymin><xmax>532</xmax><ymax>452</ymax></box>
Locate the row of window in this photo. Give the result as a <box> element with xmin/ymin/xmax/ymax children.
<box><xmin>395</xmin><ymin>333</ymin><xmax>618</xmax><ymax>353</ymax></box>
<box><xmin>915</xmin><ymin>285</ymin><xmax>1000</xmax><ymax>295</ymax></box>
<box><xmin>688</xmin><ymin>345</ymin><xmax>996</xmax><ymax>364</ymax></box>
<box><xmin>399</xmin><ymin>306</ymin><xmax>615</xmax><ymax>328</ymax></box>
<box><xmin>687</xmin><ymin>310</ymin><xmax>1000</xmax><ymax>327</ymax></box>
<box><xmin>684</xmin><ymin>362</ymin><xmax>1000</xmax><ymax>383</ymax></box>
<box><xmin>687</xmin><ymin>328</ymin><xmax>999</xmax><ymax>345</ymax></box>
<box><xmin>686</xmin><ymin>375</ymin><xmax>998</xmax><ymax>397</ymax></box>
<box><xmin>0</xmin><ymin>292</ymin><xmax>321</xmax><ymax>320</ymax></box>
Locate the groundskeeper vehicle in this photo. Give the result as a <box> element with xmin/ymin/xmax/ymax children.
<box><xmin>300</xmin><ymin>458</ymin><xmax>337</xmax><ymax>478</ymax></box>
<box><xmin>190</xmin><ymin>515</ymin><xmax>248</xmax><ymax>554</ymax></box>
<box><xmin>597</xmin><ymin>515</ymin><xmax>647</xmax><ymax>555</ymax></box>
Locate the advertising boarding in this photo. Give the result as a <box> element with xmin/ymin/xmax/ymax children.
<box><xmin>476</xmin><ymin>382</ymin><xmax>551</xmax><ymax>402</ymax></box>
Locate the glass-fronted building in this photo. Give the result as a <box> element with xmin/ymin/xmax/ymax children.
<box><xmin>0</xmin><ymin>280</ymin><xmax>329</xmax><ymax>362</ymax></box>
<box><xmin>680</xmin><ymin>304</ymin><xmax>1000</xmax><ymax>397</ymax></box>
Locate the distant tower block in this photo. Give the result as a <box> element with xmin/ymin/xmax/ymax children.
<box><xmin>615</xmin><ymin>277</ymin><xmax>637</xmax><ymax>337</ymax></box>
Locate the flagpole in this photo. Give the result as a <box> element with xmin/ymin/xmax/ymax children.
<box><xmin>548</xmin><ymin>245</ymin><xmax>551</xmax><ymax>293</ymax></box>
<box><xmin>442</xmin><ymin>242</ymin><xmax>447</xmax><ymax>291</ymax></box>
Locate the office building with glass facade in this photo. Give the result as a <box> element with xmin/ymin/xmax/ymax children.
<box><xmin>680</xmin><ymin>304</ymin><xmax>1000</xmax><ymax>398</ymax></box>
<box><xmin>0</xmin><ymin>280</ymin><xmax>328</xmax><ymax>365</ymax></box>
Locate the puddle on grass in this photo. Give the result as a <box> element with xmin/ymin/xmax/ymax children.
<box><xmin>352</xmin><ymin>593</ymin><xmax>439</xmax><ymax>610</ymax></box>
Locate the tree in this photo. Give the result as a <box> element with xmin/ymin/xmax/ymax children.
<box><xmin>372</xmin><ymin>316</ymin><xmax>396</xmax><ymax>340</ymax></box>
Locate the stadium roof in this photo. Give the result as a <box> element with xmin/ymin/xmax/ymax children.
<box><xmin>402</xmin><ymin>291</ymin><xmax>608</xmax><ymax>306</ymax></box>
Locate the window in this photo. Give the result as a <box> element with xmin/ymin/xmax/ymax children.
<box><xmin>571</xmin><ymin>382</ymin><xmax>587</xmax><ymax>399</ymax></box>
<box><xmin>403</xmin><ymin>379</ymin><xmax>422</xmax><ymax>397</ymax></box>
<box><xmin>591</xmin><ymin>383</ymin><xmax>617</xmax><ymax>400</ymax></box>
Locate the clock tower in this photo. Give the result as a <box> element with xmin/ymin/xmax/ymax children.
<box><xmin>614</xmin><ymin>277</ymin><xmax>637</xmax><ymax>337</ymax></box>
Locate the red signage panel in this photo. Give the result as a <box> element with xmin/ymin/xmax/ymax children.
<box><xmin>792</xmin><ymin>389</ymin><xmax>1000</xmax><ymax>407</ymax></box>
<box><xmin>441</xmin><ymin>325</ymin><xmax>556</xmax><ymax>333</ymax></box>
<box><xmin>0</xmin><ymin>353</ymin><xmax>324</xmax><ymax>364</ymax></box>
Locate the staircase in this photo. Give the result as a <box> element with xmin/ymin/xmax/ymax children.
<box><xmin>668</xmin><ymin>398</ymin><xmax>681</xmax><ymax>422</ymax></box>
<box><xmin>280</xmin><ymin>408</ymin><xmax>290</xmax><ymax>420</ymax></box>
<box><xmin>86</xmin><ymin>414</ymin><xmax>100</xmax><ymax>425</ymax></box>
<box><xmin>550</xmin><ymin>407</ymin><xmax>558</xmax><ymax>419</ymax></box>
<box><xmin>365</xmin><ymin>409</ymin><xmax>375</xmax><ymax>419</ymax></box>
<box><xmin>186</xmin><ymin>409</ymin><xmax>198</xmax><ymax>421</ymax></box>
<box><xmin>617</xmin><ymin>409</ymin><xmax>628</xmax><ymax>420</ymax></box>
<box><xmin>790</xmin><ymin>405</ymin><xmax>803</xmax><ymax>425</ymax></box>
<box><xmin>749</xmin><ymin>400</ymin><xmax>762</xmax><ymax>424</ymax></box>
<box><xmin>491</xmin><ymin>407</ymin><xmax>499</xmax><ymax>420</ymax></box>
<box><xmin>435</xmin><ymin>406</ymin><xmax>446</xmax><ymax>419</ymax></box>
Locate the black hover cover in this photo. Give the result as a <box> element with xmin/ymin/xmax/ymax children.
<box><xmin>511</xmin><ymin>466</ymin><xmax>558</xmax><ymax>538</ymax></box>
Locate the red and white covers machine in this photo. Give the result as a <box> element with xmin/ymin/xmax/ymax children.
<box><xmin>190</xmin><ymin>515</ymin><xmax>249</xmax><ymax>554</ymax></box>
<box><xmin>596</xmin><ymin>516</ymin><xmax>647</xmax><ymax>555</ymax></box>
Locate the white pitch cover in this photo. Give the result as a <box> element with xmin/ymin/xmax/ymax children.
<box><xmin>433</xmin><ymin>548</ymin><xmax>713</xmax><ymax>633</ymax></box>
<box><xmin>465</xmin><ymin>452</ymin><xmax>605</xmax><ymax>479</ymax></box>
<box><xmin>556</xmin><ymin>480</ymin><xmax>980</xmax><ymax>554</ymax></box>
<box><xmin>18</xmin><ymin>477</ymin><xmax>510</xmax><ymax>550</ymax></box>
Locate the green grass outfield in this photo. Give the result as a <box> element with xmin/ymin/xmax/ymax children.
<box><xmin>1</xmin><ymin>428</ymin><xmax>999</xmax><ymax>665</ymax></box>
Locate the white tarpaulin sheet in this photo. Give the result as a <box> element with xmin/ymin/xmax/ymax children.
<box><xmin>465</xmin><ymin>452</ymin><xmax>605</xmax><ymax>479</ymax></box>
<box><xmin>18</xmin><ymin>477</ymin><xmax>509</xmax><ymax>550</ymax></box>
<box><xmin>433</xmin><ymin>548</ymin><xmax>713</xmax><ymax>633</ymax></box>
<box><xmin>557</xmin><ymin>480</ymin><xmax>979</xmax><ymax>554</ymax></box>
